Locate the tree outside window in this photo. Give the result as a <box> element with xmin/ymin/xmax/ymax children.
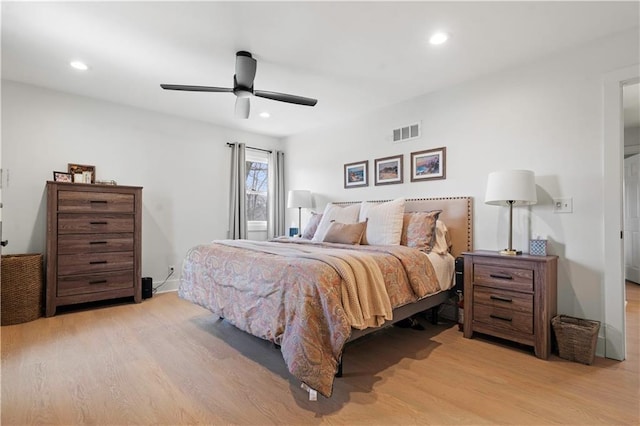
<box><xmin>246</xmin><ymin>158</ymin><xmax>268</xmax><ymax>224</ymax></box>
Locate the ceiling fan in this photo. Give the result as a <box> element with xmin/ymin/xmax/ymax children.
<box><xmin>160</xmin><ymin>51</ymin><xmax>318</xmax><ymax>119</ymax></box>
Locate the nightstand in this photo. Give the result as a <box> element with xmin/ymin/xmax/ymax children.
<box><xmin>462</xmin><ymin>250</ymin><xmax>557</xmax><ymax>359</ymax></box>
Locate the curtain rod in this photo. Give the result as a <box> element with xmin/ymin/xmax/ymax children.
<box><xmin>226</xmin><ymin>142</ymin><xmax>272</xmax><ymax>154</ymax></box>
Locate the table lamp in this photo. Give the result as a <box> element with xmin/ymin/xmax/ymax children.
<box><xmin>485</xmin><ymin>170</ymin><xmax>537</xmax><ymax>255</ymax></box>
<box><xmin>287</xmin><ymin>190</ymin><xmax>312</xmax><ymax>237</ymax></box>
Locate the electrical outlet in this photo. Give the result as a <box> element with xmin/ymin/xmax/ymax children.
<box><xmin>553</xmin><ymin>197</ymin><xmax>573</xmax><ymax>213</ymax></box>
<box><xmin>168</xmin><ymin>265</ymin><xmax>175</xmax><ymax>275</ymax></box>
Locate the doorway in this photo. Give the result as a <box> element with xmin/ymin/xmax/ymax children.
<box><xmin>604</xmin><ymin>66</ymin><xmax>640</xmax><ymax>361</ymax></box>
<box><xmin>623</xmin><ymin>83</ymin><xmax>640</xmax><ymax>284</ymax></box>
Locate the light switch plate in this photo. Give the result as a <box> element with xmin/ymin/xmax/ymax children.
<box><xmin>553</xmin><ymin>197</ymin><xmax>573</xmax><ymax>213</ymax></box>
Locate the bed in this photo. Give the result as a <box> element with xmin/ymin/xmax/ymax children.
<box><xmin>179</xmin><ymin>197</ymin><xmax>472</xmax><ymax>398</ymax></box>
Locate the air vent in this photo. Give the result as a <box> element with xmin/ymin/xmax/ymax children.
<box><xmin>392</xmin><ymin>122</ymin><xmax>420</xmax><ymax>143</ymax></box>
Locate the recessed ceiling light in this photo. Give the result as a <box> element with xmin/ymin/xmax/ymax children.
<box><xmin>259</xmin><ymin>112</ymin><xmax>270</xmax><ymax>118</ymax></box>
<box><xmin>429</xmin><ymin>32</ymin><xmax>449</xmax><ymax>45</ymax></box>
<box><xmin>70</xmin><ymin>61</ymin><xmax>89</xmax><ymax>71</ymax></box>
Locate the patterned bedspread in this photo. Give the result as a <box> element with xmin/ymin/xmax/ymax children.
<box><xmin>178</xmin><ymin>238</ymin><xmax>442</xmax><ymax>398</ymax></box>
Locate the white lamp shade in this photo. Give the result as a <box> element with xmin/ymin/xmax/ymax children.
<box><xmin>485</xmin><ymin>170</ymin><xmax>537</xmax><ymax>206</ymax></box>
<box><xmin>287</xmin><ymin>190</ymin><xmax>312</xmax><ymax>209</ymax></box>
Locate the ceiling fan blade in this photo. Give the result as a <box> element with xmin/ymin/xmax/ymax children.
<box><xmin>235</xmin><ymin>97</ymin><xmax>250</xmax><ymax>119</ymax></box>
<box><xmin>235</xmin><ymin>51</ymin><xmax>257</xmax><ymax>88</ymax></box>
<box><xmin>254</xmin><ymin>90</ymin><xmax>318</xmax><ymax>106</ymax></box>
<box><xmin>160</xmin><ymin>84</ymin><xmax>233</xmax><ymax>93</ymax></box>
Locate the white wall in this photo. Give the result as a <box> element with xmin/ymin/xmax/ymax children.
<box><xmin>1</xmin><ymin>81</ymin><xmax>281</xmax><ymax>291</ymax></box>
<box><xmin>284</xmin><ymin>29</ymin><xmax>639</xmax><ymax>355</ymax></box>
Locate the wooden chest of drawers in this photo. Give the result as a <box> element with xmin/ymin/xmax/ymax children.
<box><xmin>46</xmin><ymin>182</ymin><xmax>142</xmax><ymax>316</ymax></box>
<box><xmin>462</xmin><ymin>251</ymin><xmax>557</xmax><ymax>359</ymax></box>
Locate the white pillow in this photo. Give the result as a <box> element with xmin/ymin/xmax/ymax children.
<box><xmin>312</xmin><ymin>203</ymin><xmax>361</xmax><ymax>242</ymax></box>
<box><xmin>358</xmin><ymin>198</ymin><xmax>405</xmax><ymax>245</ymax></box>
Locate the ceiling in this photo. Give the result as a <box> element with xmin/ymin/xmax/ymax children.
<box><xmin>2</xmin><ymin>1</ymin><xmax>639</xmax><ymax>138</ymax></box>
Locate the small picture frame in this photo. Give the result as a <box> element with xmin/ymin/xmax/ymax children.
<box><xmin>374</xmin><ymin>155</ymin><xmax>403</xmax><ymax>186</ymax></box>
<box><xmin>529</xmin><ymin>239</ymin><xmax>548</xmax><ymax>256</ymax></box>
<box><xmin>344</xmin><ymin>160</ymin><xmax>369</xmax><ymax>188</ymax></box>
<box><xmin>53</xmin><ymin>171</ymin><xmax>73</xmax><ymax>183</ymax></box>
<box><xmin>410</xmin><ymin>147</ymin><xmax>446</xmax><ymax>182</ymax></box>
<box><xmin>68</xmin><ymin>163</ymin><xmax>95</xmax><ymax>184</ymax></box>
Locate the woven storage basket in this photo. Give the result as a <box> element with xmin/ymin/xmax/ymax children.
<box><xmin>552</xmin><ymin>315</ymin><xmax>600</xmax><ymax>365</ymax></box>
<box><xmin>1</xmin><ymin>254</ymin><xmax>44</xmax><ymax>326</ymax></box>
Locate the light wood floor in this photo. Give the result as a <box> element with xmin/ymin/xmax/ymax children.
<box><xmin>2</xmin><ymin>283</ymin><xmax>638</xmax><ymax>425</ymax></box>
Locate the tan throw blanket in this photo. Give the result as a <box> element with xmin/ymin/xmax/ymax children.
<box><xmin>219</xmin><ymin>240</ymin><xmax>392</xmax><ymax>329</ymax></box>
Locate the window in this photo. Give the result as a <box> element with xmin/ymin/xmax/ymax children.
<box><xmin>245</xmin><ymin>149</ymin><xmax>269</xmax><ymax>232</ymax></box>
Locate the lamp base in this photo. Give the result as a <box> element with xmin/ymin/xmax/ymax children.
<box><xmin>499</xmin><ymin>249</ymin><xmax>522</xmax><ymax>256</ymax></box>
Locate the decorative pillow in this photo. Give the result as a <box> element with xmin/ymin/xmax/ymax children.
<box><xmin>302</xmin><ymin>212</ymin><xmax>323</xmax><ymax>240</ymax></box>
<box><xmin>400</xmin><ymin>210</ymin><xmax>442</xmax><ymax>251</ymax></box>
<box><xmin>358</xmin><ymin>198</ymin><xmax>405</xmax><ymax>245</ymax></box>
<box><xmin>312</xmin><ymin>203</ymin><xmax>361</xmax><ymax>242</ymax></box>
<box><xmin>322</xmin><ymin>221</ymin><xmax>367</xmax><ymax>245</ymax></box>
<box><xmin>431</xmin><ymin>220</ymin><xmax>452</xmax><ymax>255</ymax></box>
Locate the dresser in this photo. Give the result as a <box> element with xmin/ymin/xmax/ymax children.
<box><xmin>46</xmin><ymin>182</ymin><xmax>142</xmax><ymax>316</ymax></box>
<box><xmin>462</xmin><ymin>250</ymin><xmax>557</xmax><ymax>359</ymax></box>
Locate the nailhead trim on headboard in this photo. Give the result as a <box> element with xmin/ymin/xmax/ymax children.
<box><xmin>332</xmin><ymin>196</ymin><xmax>473</xmax><ymax>255</ymax></box>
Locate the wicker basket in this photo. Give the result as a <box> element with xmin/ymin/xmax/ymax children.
<box><xmin>1</xmin><ymin>254</ymin><xmax>44</xmax><ymax>326</ymax></box>
<box><xmin>552</xmin><ymin>315</ymin><xmax>600</xmax><ymax>365</ymax></box>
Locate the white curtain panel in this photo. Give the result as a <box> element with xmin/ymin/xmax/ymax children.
<box><xmin>268</xmin><ymin>150</ymin><xmax>286</xmax><ymax>238</ymax></box>
<box><xmin>228</xmin><ymin>142</ymin><xmax>247</xmax><ymax>240</ymax></box>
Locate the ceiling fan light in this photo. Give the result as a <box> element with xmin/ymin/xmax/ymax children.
<box><xmin>429</xmin><ymin>32</ymin><xmax>449</xmax><ymax>45</ymax></box>
<box><xmin>235</xmin><ymin>89</ymin><xmax>252</xmax><ymax>98</ymax></box>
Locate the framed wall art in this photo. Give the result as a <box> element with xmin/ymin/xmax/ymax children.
<box><xmin>68</xmin><ymin>163</ymin><xmax>95</xmax><ymax>183</ymax></box>
<box><xmin>53</xmin><ymin>171</ymin><xmax>73</xmax><ymax>183</ymax></box>
<box><xmin>410</xmin><ymin>147</ymin><xmax>446</xmax><ymax>182</ymax></box>
<box><xmin>344</xmin><ymin>160</ymin><xmax>368</xmax><ymax>188</ymax></box>
<box><xmin>374</xmin><ymin>155</ymin><xmax>403</xmax><ymax>186</ymax></box>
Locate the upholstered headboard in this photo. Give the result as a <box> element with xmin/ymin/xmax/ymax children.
<box><xmin>333</xmin><ymin>197</ymin><xmax>473</xmax><ymax>257</ymax></box>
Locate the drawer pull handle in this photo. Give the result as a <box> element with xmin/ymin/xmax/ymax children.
<box><xmin>89</xmin><ymin>241</ymin><xmax>108</xmax><ymax>245</ymax></box>
<box><xmin>89</xmin><ymin>280</ymin><xmax>107</xmax><ymax>285</ymax></box>
<box><xmin>490</xmin><ymin>314</ymin><xmax>513</xmax><ymax>322</ymax></box>
<box><xmin>89</xmin><ymin>260</ymin><xmax>107</xmax><ymax>265</ymax></box>
<box><xmin>90</xmin><ymin>200</ymin><xmax>108</xmax><ymax>204</ymax></box>
<box><xmin>490</xmin><ymin>295</ymin><xmax>513</xmax><ymax>303</ymax></box>
<box><xmin>489</xmin><ymin>273</ymin><xmax>513</xmax><ymax>280</ymax></box>
<box><xmin>90</xmin><ymin>222</ymin><xmax>108</xmax><ymax>225</ymax></box>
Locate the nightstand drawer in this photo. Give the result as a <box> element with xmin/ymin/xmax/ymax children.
<box><xmin>58</xmin><ymin>190</ymin><xmax>134</xmax><ymax>213</ymax></box>
<box><xmin>58</xmin><ymin>214</ymin><xmax>134</xmax><ymax>234</ymax></box>
<box><xmin>473</xmin><ymin>304</ymin><xmax>533</xmax><ymax>334</ymax></box>
<box><xmin>58</xmin><ymin>251</ymin><xmax>134</xmax><ymax>275</ymax></box>
<box><xmin>474</xmin><ymin>286</ymin><xmax>533</xmax><ymax>314</ymax></box>
<box><xmin>58</xmin><ymin>233</ymin><xmax>134</xmax><ymax>254</ymax></box>
<box><xmin>57</xmin><ymin>270</ymin><xmax>134</xmax><ymax>296</ymax></box>
<box><xmin>473</xmin><ymin>264</ymin><xmax>533</xmax><ymax>292</ymax></box>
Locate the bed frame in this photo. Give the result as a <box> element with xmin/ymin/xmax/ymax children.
<box><xmin>332</xmin><ymin>197</ymin><xmax>473</xmax><ymax>375</ymax></box>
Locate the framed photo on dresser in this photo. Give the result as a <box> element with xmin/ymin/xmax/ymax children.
<box><xmin>67</xmin><ymin>163</ymin><xmax>95</xmax><ymax>183</ymax></box>
<box><xmin>53</xmin><ymin>171</ymin><xmax>73</xmax><ymax>183</ymax></box>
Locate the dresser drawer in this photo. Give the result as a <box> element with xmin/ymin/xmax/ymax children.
<box><xmin>473</xmin><ymin>304</ymin><xmax>533</xmax><ymax>334</ymax></box>
<box><xmin>473</xmin><ymin>264</ymin><xmax>533</xmax><ymax>292</ymax></box>
<box><xmin>474</xmin><ymin>286</ymin><xmax>533</xmax><ymax>314</ymax></box>
<box><xmin>58</xmin><ymin>190</ymin><xmax>134</xmax><ymax>213</ymax></box>
<box><xmin>58</xmin><ymin>233</ymin><xmax>134</xmax><ymax>254</ymax></box>
<box><xmin>58</xmin><ymin>251</ymin><xmax>134</xmax><ymax>275</ymax></box>
<box><xmin>58</xmin><ymin>214</ymin><xmax>134</xmax><ymax>234</ymax></box>
<box><xmin>57</xmin><ymin>270</ymin><xmax>134</xmax><ymax>297</ymax></box>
